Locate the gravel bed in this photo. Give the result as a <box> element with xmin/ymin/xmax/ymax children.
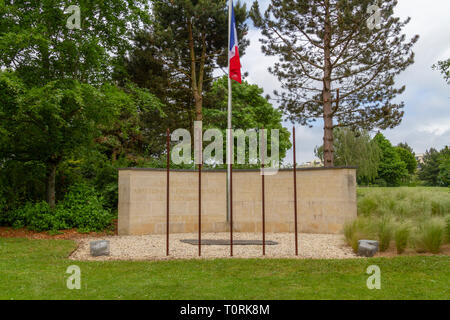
<box><xmin>70</xmin><ymin>233</ymin><xmax>358</xmax><ymax>261</ymax></box>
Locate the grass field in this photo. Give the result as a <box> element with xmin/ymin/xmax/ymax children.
<box><xmin>0</xmin><ymin>238</ymin><xmax>449</xmax><ymax>300</ymax></box>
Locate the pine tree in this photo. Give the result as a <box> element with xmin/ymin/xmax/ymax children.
<box><xmin>151</xmin><ymin>0</ymin><xmax>249</xmax><ymax>122</ymax></box>
<box><xmin>251</xmin><ymin>0</ymin><xmax>418</xmax><ymax>167</ymax></box>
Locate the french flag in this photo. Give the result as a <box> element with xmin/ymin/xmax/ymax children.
<box><xmin>229</xmin><ymin>1</ymin><xmax>242</xmax><ymax>83</ymax></box>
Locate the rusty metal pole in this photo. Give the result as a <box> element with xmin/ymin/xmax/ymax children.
<box><xmin>261</xmin><ymin>128</ymin><xmax>266</xmax><ymax>256</ymax></box>
<box><xmin>198</xmin><ymin>162</ymin><xmax>202</xmax><ymax>257</ymax></box>
<box><xmin>293</xmin><ymin>127</ymin><xmax>298</xmax><ymax>256</ymax></box>
<box><xmin>166</xmin><ymin>129</ymin><xmax>170</xmax><ymax>256</ymax></box>
<box><xmin>230</xmin><ymin>163</ymin><xmax>233</xmax><ymax>257</ymax></box>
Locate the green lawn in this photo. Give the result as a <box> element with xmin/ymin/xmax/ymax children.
<box><xmin>0</xmin><ymin>238</ymin><xmax>448</xmax><ymax>300</ymax></box>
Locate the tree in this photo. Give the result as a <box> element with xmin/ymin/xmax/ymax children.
<box><xmin>437</xmin><ymin>147</ymin><xmax>450</xmax><ymax>187</ymax></box>
<box><xmin>433</xmin><ymin>59</ymin><xmax>450</xmax><ymax>84</ymax></box>
<box><xmin>397</xmin><ymin>142</ymin><xmax>414</xmax><ymax>155</ymax></box>
<box><xmin>119</xmin><ymin>30</ymin><xmax>195</xmax><ymax>155</ymax></box>
<box><xmin>419</xmin><ymin>147</ymin><xmax>450</xmax><ymax>187</ymax></box>
<box><xmin>373</xmin><ymin>133</ymin><xmax>408</xmax><ymax>186</ymax></box>
<box><xmin>0</xmin><ymin>72</ymin><xmax>161</xmax><ymax>208</ymax></box>
<box><xmin>251</xmin><ymin>0</ymin><xmax>418</xmax><ymax>167</ymax></box>
<box><xmin>94</xmin><ymin>83</ymin><xmax>165</xmax><ymax>162</ymax></box>
<box><xmin>151</xmin><ymin>0</ymin><xmax>249</xmax><ymax>122</ymax></box>
<box><xmin>0</xmin><ymin>1</ymin><xmax>157</xmax><ymax>207</ymax></box>
<box><xmin>0</xmin><ymin>0</ymin><xmax>150</xmax><ymax>86</ymax></box>
<box><xmin>315</xmin><ymin>128</ymin><xmax>381</xmax><ymax>184</ymax></box>
<box><xmin>205</xmin><ymin>76</ymin><xmax>292</xmax><ymax>164</ymax></box>
<box><xmin>395</xmin><ymin>146</ymin><xmax>416</xmax><ymax>175</ymax></box>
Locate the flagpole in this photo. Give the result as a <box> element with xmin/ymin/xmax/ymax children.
<box><xmin>226</xmin><ymin>0</ymin><xmax>232</xmax><ymax>222</ymax></box>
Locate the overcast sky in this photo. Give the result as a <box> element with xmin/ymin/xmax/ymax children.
<box><xmin>239</xmin><ymin>0</ymin><xmax>450</xmax><ymax>164</ymax></box>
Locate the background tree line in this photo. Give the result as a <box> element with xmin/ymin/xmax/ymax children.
<box><xmin>0</xmin><ymin>0</ymin><xmax>290</xmax><ymax>231</ymax></box>
<box><xmin>315</xmin><ymin>129</ymin><xmax>449</xmax><ymax>187</ymax></box>
<box><xmin>0</xmin><ymin>0</ymin><xmax>446</xmax><ymax>233</ymax></box>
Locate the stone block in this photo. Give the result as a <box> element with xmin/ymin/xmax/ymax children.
<box><xmin>357</xmin><ymin>240</ymin><xmax>379</xmax><ymax>257</ymax></box>
<box><xmin>90</xmin><ymin>240</ymin><xmax>110</xmax><ymax>257</ymax></box>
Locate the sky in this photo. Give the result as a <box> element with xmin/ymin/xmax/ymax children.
<box><xmin>239</xmin><ymin>0</ymin><xmax>450</xmax><ymax>164</ymax></box>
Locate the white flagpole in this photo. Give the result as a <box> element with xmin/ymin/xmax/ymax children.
<box><xmin>226</xmin><ymin>0</ymin><xmax>232</xmax><ymax>222</ymax></box>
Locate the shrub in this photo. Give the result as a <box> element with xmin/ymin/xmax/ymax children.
<box><xmin>5</xmin><ymin>183</ymin><xmax>113</xmax><ymax>233</ymax></box>
<box><xmin>377</xmin><ymin>218</ymin><xmax>394</xmax><ymax>252</ymax></box>
<box><xmin>395</xmin><ymin>225</ymin><xmax>410</xmax><ymax>254</ymax></box>
<box><xmin>414</xmin><ymin>219</ymin><xmax>445</xmax><ymax>254</ymax></box>
<box><xmin>10</xmin><ymin>201</ymin><xmax>61</xmax><ymax>232</ymax></box>
<box><xmin>55</xmin><ymin>183</ymin><xmax>114</xmax><ymax>232</ymax></box>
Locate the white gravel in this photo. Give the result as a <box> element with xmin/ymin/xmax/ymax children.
<box><xmin>70</xmin><ymin>233</ymin><xmax>358</xmax><ymax>261</ymax></box>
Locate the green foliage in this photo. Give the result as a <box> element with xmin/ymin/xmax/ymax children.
<box><xmin>148</xmin><ymin>0</ymin><xmax>249</xmax><ymax>123</ymax></box>
<box><xmin>3</xmin><ymin>184</ymin><xmax>113</xmax><ymax>233</ymax></box>
<box><xmin>0</xmin><ymin>1</ymin><xmax>160</xmax><ymax>208</ymax></box>
<box><xmin>0</xmin><ymin>0</ymin><xmax>151</xmax><ymax>86</ymax></box>
<box><xmin>205</xmin><ymin>76</ymin><xmax>292</xmax><ymax>163</ymax></box>
<box><xmin>395</xmin><ymin>225</ymin><xmax>410</xmax><ymax>254</ymax></box>
<box><xmin>315</xmin><ymin>128</ymin><xmax>381</xmax><ymax>183</ymax></box>
<box><xmin>0</xmin><ymin>72</ymin><xmax>162</xmax><ymax>208</ymax></box>
<box><xmin>56</xmin><ymin>183</ymin><xmax>113</xmax><ymax>233</ymax></box>
<box><xmin>419</xmin><ymin>146</ymin><xmax>449</xmax><ymax>187</ymax></box>
<box><xmin>374</xmin><ymin>133</ymin><xmax>408</xmax><ymax>186</ymax></box>
<box><xmin>7</xmin><ymin>202</ymin><xmax>55</xmax><ymax>232</ymax></box>
<box><xmin>395</xmin><ymin>147</ymin><xmax>417</xmax><ymax>175</ymax></box>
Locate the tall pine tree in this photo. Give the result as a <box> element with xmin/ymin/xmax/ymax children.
<box><xmin>251</xmin><ymin>0</ymin><xmax>418</xmax><ymax>167</ymax></box>
<box><xmin>151</xmin><ymin>0</ymin><xmax>249</xmax><ymax>122</ymax></box>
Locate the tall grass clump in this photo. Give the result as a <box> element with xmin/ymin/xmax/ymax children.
<box><xmin>357</xmin><ymin>197</ymin><xmax>378</xmax><ymax>216</ymax></box>
<box><xmin>344</xmin><ymin>220</ymin><xmax>357</xmax><ymax>245</ymax></box>
<box><xmin>414</xmin><ymin>219</ymin><xmax>445</xmax><ymax>254</ymax></box>
<box><xmin>445</xmin><ymin>216</ymin><xmax>450</xmax><ymax>243</ymax></box>
<box><xmin>377</xmin><ymin>217</ymin><xmax>394</xmax><ymax>252</ymax></box>
<box><xmin>395</xmin><ymin>225</ymin><xmax>410</xmax><ymax>254</ymax></box>
<box><xmin>343</xmin><ymin>218</ymin><xmax>374</xmax><ymax>253</ymax></box>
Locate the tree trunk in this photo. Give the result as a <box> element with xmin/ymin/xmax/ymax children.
<box><xmin>46</xmin><ymin>163</ymin><xmax>57</xmax><ymax>209</ymax></box>
<box><xmin>322</xmin><ymin>0</ymin><xmax>334</xmax><ymax>167</ymax></box>
<box><xmin>194</xmin><ymin>93</ymin><xmax>203</xmax><ymax>121</ymax></box>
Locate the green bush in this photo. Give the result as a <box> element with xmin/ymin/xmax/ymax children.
<box><xmin>56</xmin><ymin>183</ymin><xmax>113</xmax><ymax>232</ymax></box>
<box><xmin>395</xmin><ymin>225</ymin><xmax>410</xmax><ymax>254</ymax></box>
<box><xmin>6</xmin><ymin>183</ymin><xmax>113</xmax><ymax>233</ymax></box>
<box><xmin>414</xmin><ymin>220</ymin><xmax>445</xmax><ymax>254</ymax></box>
<box><xmin>10</xmin><ymin>201</ymin><xmax>58</xmax><ymax>232</ymax></box>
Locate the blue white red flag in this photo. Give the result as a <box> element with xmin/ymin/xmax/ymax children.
<box><xmin>229</xmin><ymin>1</ymin><xmax>242</xmax><ymax>83</ymax></box>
